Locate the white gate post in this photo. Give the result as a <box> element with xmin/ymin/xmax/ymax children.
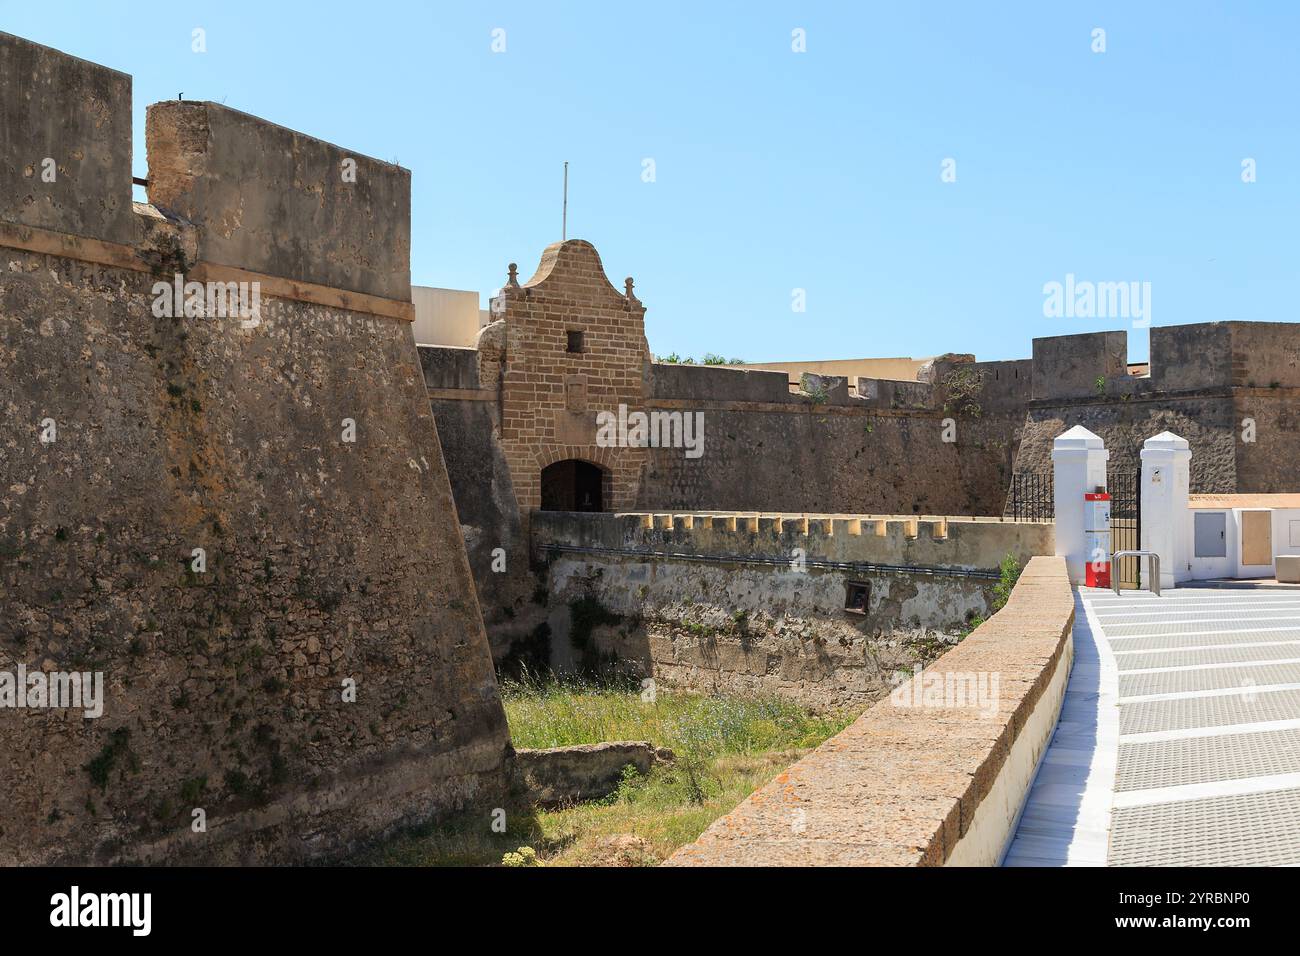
<box><xmin>1141</xmin><ymin>431</ymin><xmax>1192</xmax><ymax>590</ymax></box>
<box><xmin>1052</xmin><ymin>425</ymin><xmax>1109</xmax><ymax>586</ymax></box>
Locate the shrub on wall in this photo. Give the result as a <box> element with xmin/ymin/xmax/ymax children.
<box><xmin>991</xmin><ymin>553</ymin><xmax>1023</xmax><ymax>613</ymax></box>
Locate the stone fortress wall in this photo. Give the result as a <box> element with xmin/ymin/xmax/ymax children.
<box><xmin>0</xmin><ymin>33</ymin><xmax>509</xmax><ymax>864</ymax></box>
<box><xmin>7</xmin><ymin>27</ymin><xmax>1297</xmax><ymax>868</ymax></box>
<box><xmin>1014</xmin><ymin>324</ymin><xmax>1300</xmax><ymax>492</ymax></box>
<box><xmin>420</xmin><ymin>237</ymin><xmax>1300</xmax><ymax>661</ymax></box>
<box><xmin>531</xmin><ymin>510</ymin><xmax>1054</xmax><ymax>709</ymax></box>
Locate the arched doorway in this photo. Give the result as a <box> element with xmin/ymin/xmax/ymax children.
<box><xmin>540</xmin><ymin>459</ymin><xmax>605</xmax><ymax>512</ymax></box>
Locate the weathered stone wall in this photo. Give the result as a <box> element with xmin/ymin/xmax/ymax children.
<box><xmin>146</xmin><ymin>100</ymin><xmax>411</xmax><ymax>300</ymax></box>
<box><xmin>637</xmin><ymin>356</ymin><xmax>1028</xmax><ymax>517</ymax></box>
<box><xmin>1227</xmin><ymin>322</ymin><xmax>1300</xmax><ymax>389</ymax></box>
<box><xmin>667</xmin><ymin>555</ymin><xmax>1074</xmax><ymax>866</ymax></box>
<box><xmin>511</xmin><ymin>741</ymin><xmax>672</xmax><ymax>807</ymax></box>
<box><xmin>1012</xmin><ymin>324</ymin><xmax>1300</xmax><ymax>497</ymax></box>
<box><xmin>1031</xmin><ymin>331</ymin><xmax>1130</xmax><ymax>400</ymax></box>
<box><xmin>1234</xmin><ymin>390</ymin><xmax>1300</xmax><ymax>493</ymax></box>
<box><xmin>419</xmin><ymin>345</ymin><xmax>536</xmax><ymax>651</ymax></box>
<box><xmin>1015</xmin><ymin>395</ymin><xmax>1240</xmax><ymax>490</ymax></box>
<box><xmin>0</xmin><ymin>34</ymin><xmax>508</xmax><ymax>864</ymax></box>
<box><xmin>530</xmin><ymin>511</ymin><xmax>1053</xmax><ymax>709</ymax></box>
<box><xmin>0</xmin><ymin>31</ymin><xmax>136</xmax><ymax>245</ymax></box>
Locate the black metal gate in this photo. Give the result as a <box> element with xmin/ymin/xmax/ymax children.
<box><xmin>1108</xmin><ymin>469</ymin><xmax>1141</xmax><ymax>589</ymax></box>
<box><xmin>1008</xmin><ymin>471</ymin><xmax>1054</xmax><ymax>521</ymax></box>
<box><xmin>1008</xmin><ymin>468</ymin><xmax>1142</xmax><ymax>589</ymax></box>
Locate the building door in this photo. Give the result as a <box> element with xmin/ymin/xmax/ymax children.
<box><xmin>1192</xmin><ymin>511</ymin><xmax>1232</xmax><ymax>580</ymax></box>
<box><xmin>1194</xmin><ymin>512</ymin><xmax>1227</xmax><ymax>558</ymax></box>
<box><xmin>1241</xmin><ymin>510</ymin><xmax>1273</xmax><ymax>567</ymax></box>
<box><xmin>539</xmin><ymin>459</ymin><xmax>605</xmax><ymax>512</ymax></box>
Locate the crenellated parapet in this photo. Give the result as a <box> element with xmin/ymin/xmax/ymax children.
<box><xmin>1031</xmin><ymin>324</ymin><xmax>1300</xmax><ymax>403</ymax></box>
<box><xmin>532</xmin><ymin>509</ymin><xmax>1053</xmax><ymax>576</ymax></box>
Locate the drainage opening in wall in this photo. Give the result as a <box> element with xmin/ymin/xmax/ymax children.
<box><xmin>844</xmin><ymin>581</ymin><xmax>870</xmax><ymax>615</ymax></box>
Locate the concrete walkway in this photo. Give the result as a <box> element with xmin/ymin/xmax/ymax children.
<box><xmin>1005</xmin><ymin>585</ymin><xmax>1300</xmax><ymax>866</ymax></box>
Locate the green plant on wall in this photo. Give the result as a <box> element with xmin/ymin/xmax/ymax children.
<box><xmin>991</xmin><ymin>553</ymin><xmax>1023</xmax><ymax>612</ymax></box>
<box><xmin>656</xmin><ymin>353</ymin><xmax>746</xmax><ymax>365</ymax></box>
<box><xmin>941</xmin><ymin>367</ymin><xmax>985</xmax><ymax>417</ymax></box>
<box><xmin>800</xmin><ymin>373</ymin><xmax>829</xmax><ymax>405</ymax></box>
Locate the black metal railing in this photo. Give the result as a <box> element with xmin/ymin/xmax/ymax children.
<box><xmin>1008</xmin><ymin>471</ymin><xmax>1054</xmax><ymax>521</ymax></box>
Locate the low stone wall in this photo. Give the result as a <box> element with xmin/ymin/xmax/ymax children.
<box><xmin>511</xmin><ymin>742</ymin><xmax>673</xmax><ymax>806</ymax></box>
<box><xmin>666</xmin><ymin>555</ymin><xmax>1073</xmax><ymax>866</ymax></box>
<box><xmin>529</xmin><ymin>511</ymin><xmax>1054</xmax><ymax>709</ymax></box>
<box><xmin>534</xmin><ymin>510</ymin><xmax>1050</xmax><ymax>570</ymax></box>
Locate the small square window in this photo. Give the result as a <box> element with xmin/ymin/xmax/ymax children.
<box><xmin>844</xmin><ymin>581</ymin><xmax>870</xmax><ymax>615</ymax></box>
<box><xmin>566</xmin><ymin>330</ymin><xmax>585</xmax><ymax>354</ymax></box>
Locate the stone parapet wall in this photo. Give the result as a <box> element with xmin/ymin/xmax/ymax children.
<box><xmin>530</xmin><ymin>512</ymin><xmax>1054</xmax><ymax>709</ymax></box>
<box><xmin>146</xmin><ymin>100</ymin><xmax>411</xmax><ymax>301</ymax></box>
<box><xmin>666</xmin><ymin>555</ymin><xmax>1073</xmax><ymax>866</ymax></box>
<box><xmin>649</xmin><ymin>362</ymin><xmax>791</xmax><ymax>404</ymax></box>
<box><xmin>0</xmin><ymin>31</ymin><xmax>136</xmax><ymax>245</ymax></box>
<box><xmin>419</xmin><ymin>345</ymin><xmax>481</xmax><ymax>391</ymax></box>
<box><xmin>533</xmin><ymin>510</ymin><xmax>1052</xmax><ymax>572</ymax></box>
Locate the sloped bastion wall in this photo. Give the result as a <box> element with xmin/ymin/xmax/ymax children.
<box><xmin>529</xmin><ymin>510</ymin><xmax>1054</xmax><ymax>709</ymax></box>
<box><xmin>0</xmin><ymin>33</ymin><xmax>509</xmax><ymax>864</ymax></box>
<box><xmin>667</xmin><ymin>555</ymin><xmax>1074</xmax><ymax>866</ymax></box>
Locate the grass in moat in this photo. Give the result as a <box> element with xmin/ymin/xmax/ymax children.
<box><xmin>359</xmin><ymin>676</ymin><xmax>855</xmax><ymax>867</ymax></box>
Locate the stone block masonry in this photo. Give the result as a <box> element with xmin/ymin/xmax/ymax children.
<box><xmin>483</xmin><ymin>240</ymin><xmax>653</xmax><ymax>520</ymax></box>
<box><xmin>0</xmin><ymin>33</ymin><xmax>508</xmax><ymax>864</ymax></box>
<box><xmin>530</xmin><ymin>511</ymin><xmax>1054</xmax><ymax>709</ymax></box>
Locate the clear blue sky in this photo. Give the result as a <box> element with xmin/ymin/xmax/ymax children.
<box><xmin>8</xmin><ymin>1</ymin><xmax>1297</xmax><ymax>363</ymax></box>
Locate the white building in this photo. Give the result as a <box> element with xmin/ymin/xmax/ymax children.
<box><xmin>411</xmin><ymin>286</ymin><xmax>490</xmax><ymax>347</ymax></box>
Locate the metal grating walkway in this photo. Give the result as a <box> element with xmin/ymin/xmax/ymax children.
<box><xmin>1110</xmin><ymin>789</ymin><xmax>1300</xmax><ymax>866</ymax></box>
<box><xmin>1120</xmin><ymin>688</ymin><xmax>1300</xmax><ymax>735</ymax></box>
<box><xmin>1005</xmin><ymin>585</ymin><xmax>1300</xmax><ymax>867</ymax></box>
<box><xmin>1115</xmin><ymin>727</ymin><xmax>1300</xmax><ymax>791</ymax></box>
